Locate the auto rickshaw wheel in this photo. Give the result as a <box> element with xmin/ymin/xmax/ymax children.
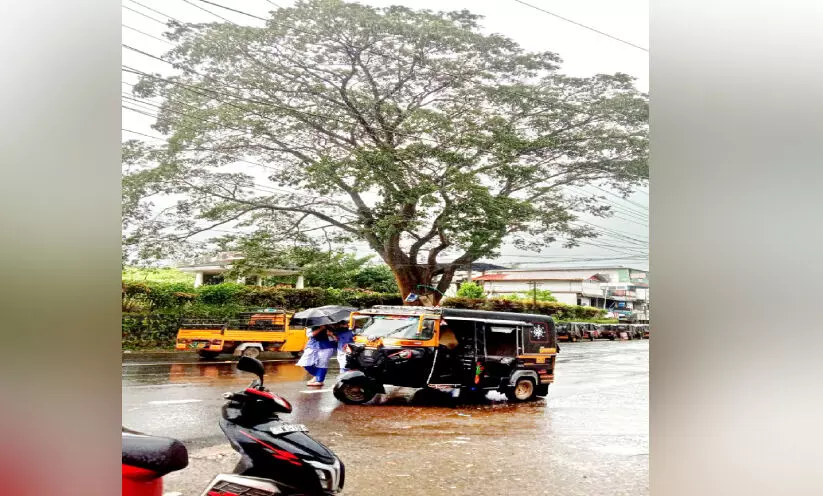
<box><xmin>506</xmin><ymin>377</ymin><xmax>537</xmax><ymax>402</ymax></box>
<box><xmin>198</xmin><ymin>351</ymin><xmax>219</xmax><ymax>360</ymax></box>
<box><xmin>333</xmin><ymin>381</ymin><xmax>376</xmax><ymax>405</ymax></box>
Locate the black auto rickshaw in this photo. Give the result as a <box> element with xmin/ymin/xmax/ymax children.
<box><xmin>570</xmin><ymin>322</ymin><xmax>591</xmax><ymax>342</ymax></box>
<box><xmin>333</xmin><ymin>306</ymin><xmax>558</xmax><ymax>405</ymax></box>
<box><xmin>556</xmin><ymin>323</ymin><xmax>572</xmax><ymax>342</ymax></box>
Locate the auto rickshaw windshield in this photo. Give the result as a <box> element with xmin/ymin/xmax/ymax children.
<box><xmin>358</xmin><ymin>316</ymin><xmax>434</xmax><ymax>340</ymax></box>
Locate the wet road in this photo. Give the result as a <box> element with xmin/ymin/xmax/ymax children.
<box><xmin>123</xmin><ymin>340</ymin><xmax>648</xmax><ymax>495</ymax></box>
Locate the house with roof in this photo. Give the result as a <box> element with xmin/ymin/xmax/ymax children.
<box><xmin>177</xmin><ymin>251</ymin><xmax>305</xmax><ymax>288</ymax></box>
<box><xmin>473</xmin><ymin>266</ymin><xmax>649</xmax><ymax>320</ymax></box>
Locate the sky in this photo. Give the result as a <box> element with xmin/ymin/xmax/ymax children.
<box><xmin>122</xmin><ymin>0</ymin><xmax>649</xmax><ymax>271</ymax></box>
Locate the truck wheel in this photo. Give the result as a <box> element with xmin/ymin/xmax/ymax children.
<box><xmin>241</xmin><ymin>347</ymin><xmax>261</xmax><ymax>359</ymax></box>
<box><xmin>198</xmin><ymin>351</ymin><xmax>219</xmax><ymax>360</ymax></box>
<box><xmin>333</xmin><ymin>381</ymin><xmax>376</xmax><ymax>405</ymax></box>
<box><xmin>506</xmin><ymin>377</ymin><xmax>537</xmax><ymax>402</ymax></box>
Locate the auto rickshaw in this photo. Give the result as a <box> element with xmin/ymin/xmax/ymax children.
<box><xmin>556</xmin><ymin>323</ymin><xmax>572</xmax><ymax>342</ymax></box>
<box><xmin>569</xmin><ymin>322</ymin><xmax>590</xmax><ymax>342</ymax></box>
<box><xmin>642</xmin><ymin>324</ymin><xmax>650</xmax><ymax>339</ymax></box>
<box><xmin>584</xmin><ymin>323</ymin><xmax>602</xmax><ymax>340</ymax></box>
<box><xmin>627</xmin><ymin>324</ymin><xmax>642</xmax><ymax>340</ymax></box>
<box><xmin>598</xmin><ymin>324</ymin><xmax>617</xmax><ymax>340</ymax></box>
<box><xmin>333</xmin><ymin>306</ymin><xmax>558</xmax><ymax>405</ymax></box>
<box><xmin>616</xmin><ymin>323</ymin><xmax>633</xmax><ymax>340</ymax></box>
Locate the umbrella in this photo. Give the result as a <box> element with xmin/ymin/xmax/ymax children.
<box><xmin>290</xmin><ymin>305</ymin><xmax>357</xmax><ymax>328</ymax></box>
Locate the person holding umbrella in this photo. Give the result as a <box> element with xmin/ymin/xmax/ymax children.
<box><xmin>291</xmin><ymin>306</ymin><xmax>357</xmax><ymax>387</ymax></box>
<box><xmin>296</xmin><ymin>324</ymin><xmax>337</xmax><ymax>387</ymax></box>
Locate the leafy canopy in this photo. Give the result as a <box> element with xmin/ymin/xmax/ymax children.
<box><xmin>127</xmin><ymin>0</ymin><xmax>648</xmax><ymax>298</ymax></box>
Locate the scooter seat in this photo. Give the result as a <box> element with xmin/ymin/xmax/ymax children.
<box><xmin>122</xmin><ymin>429</ymin><xmax>189</xmax><ymax>477</ymax></box>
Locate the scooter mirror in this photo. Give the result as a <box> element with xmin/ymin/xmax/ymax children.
<box><xmin>237</xmin><ymin>356</ymin><xmax>266</xmax><ymax>385</ymax></box>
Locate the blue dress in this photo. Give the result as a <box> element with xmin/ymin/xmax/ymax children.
<box><xmin>296</xmin><ymin>328</ymin><xmax>336</xmax><ymax>368</ymax></box>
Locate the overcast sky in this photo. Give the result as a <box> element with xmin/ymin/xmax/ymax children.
<box><xmin>122</xmin><ymin>0</ymin><xmax>649</xmax><ymax>271</ymax></box>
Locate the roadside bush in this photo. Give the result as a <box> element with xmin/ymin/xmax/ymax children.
<box><xmin>121</xmin><ymin>281</ymin><xmax>405</xmax><ymax>349</ymax></box>
<box><xmin>196</xmin><ymin>283</ymin><xmax>245</xmax><ymax>305</ymax></box>
<box><xmin>456</xmin><ymin>282</ymin><xmax>485</xmax><ymax>299</ymax></box>
<box><xmin>440</xmin><ymin>297</ymin><xmax>607</xmax><ymax>320</ymax></box>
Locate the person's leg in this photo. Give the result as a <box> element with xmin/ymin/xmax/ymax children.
<box><xmin>304</xmin><ymin>365</ymin><xmax>317</xmax><ymax>377</ymax></box>
<box><xmin>314</xmin><ymin>367</ymin><xmax>328</xmax><ymax>383</ymax></box>
<box><xmin>337</xmin><ymin>345</ymin><xmax>348</xmax><ymax>374</ymax></box>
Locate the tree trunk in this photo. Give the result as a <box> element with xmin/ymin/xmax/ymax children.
<box><xmin>389</xmin><ymin>263</ymin><xmax>457</xmax><ymax>306</ymax></box>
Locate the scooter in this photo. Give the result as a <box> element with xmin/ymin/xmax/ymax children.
<box><xmin>123</xmin><ymin>356</ymin><xmax>345</xmax><ymax>496</ymax></box>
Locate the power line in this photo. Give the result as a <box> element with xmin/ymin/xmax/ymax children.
<box><xmin>195</xmin><ymin>0</ymin><xmax>268</xmax><ymax>21</ymax></box>
<box><xmin>122</xmin><ymin>5</ymin><xmax>166</xmax><ymax>25</ymax></box>
<box><xmin>122</xmin><ymin>24</ymin><xmax>173</xmax><ymax>45</ymax></box>
<box><xmin>510</xmin><ymin>0</ymin><xmax>648</xmax><ymax>52</ymax></box>
<box><xmin>125</xmin><ymin>0</ymin><xmax>183</xmax><ymax>23</ymax></box>
<box><xmin>589</xmin><ymin>184</ymin><xmax>648</xmax><ymax>211</ymax></box>
<box><xmin>180</xmin><ymin>0</ymin><xmax>233</xmax><ymax>23</ymax></box>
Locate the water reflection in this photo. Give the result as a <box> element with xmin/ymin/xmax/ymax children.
<box><xmin>123</xmin><ymin>361</ymin><xmax>309</xmax><ymax>387</ymax></box>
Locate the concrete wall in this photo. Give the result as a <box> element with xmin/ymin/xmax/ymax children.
<box><xmin>484</xmin><ymin>280</ymin><xmax>583</xmax><ymax>295</ymax></box>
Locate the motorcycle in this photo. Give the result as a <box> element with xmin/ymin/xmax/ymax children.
<box><xmin>122</xmin><ymin>356</ymin><xmax>345</xmax><ymax>496</ymax></box>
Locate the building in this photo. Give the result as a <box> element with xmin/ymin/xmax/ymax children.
<box><xmin>474</xmin><ymin>266</ymin><xmax>649</xmax><ymax>321</ymax></box>
<box><xmin>439</xmin><ymin>262</ymin><xmax>510</xmax><ymax>297</ymax></box>
<box><xmin>177</xmin><ymin>251</ymin><xmax>304</xmax><ymax>288</ymax></box>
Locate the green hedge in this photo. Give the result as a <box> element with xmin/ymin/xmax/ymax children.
<box><xmin>122</xmin><ymin>282</ymin><xmax>403</xmax><ymax>349</ymax></box>
<box><xmin>122</xmin><ymin>282</ymin><xmax>606</xmax><ymax>349</ymax></box>
<box><xmin>122</xmin><ymin>281</ymin><xmax>402</xmax><ymax>313</ymax></box>
<box><xmin>440</xmin><ymin>297</ymin><xmax>606</xmax><ymax>321</ymax></box>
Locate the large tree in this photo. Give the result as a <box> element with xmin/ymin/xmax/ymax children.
<box><xmin>128</xmin><ymin>0</ymin><xmax>648</xmax><ymax>303</ymax></box>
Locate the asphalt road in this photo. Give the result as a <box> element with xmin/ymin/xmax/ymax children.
<box><xmin>122</xmin><ymin>340</ymin><xmax>649</xmax><ymax>496</ymax></box>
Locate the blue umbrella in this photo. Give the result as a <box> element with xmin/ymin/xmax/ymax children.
<box><xmin>290</xmin><ymin>305</ymin><xmax>356</xmax><ymax>328</ymax></box>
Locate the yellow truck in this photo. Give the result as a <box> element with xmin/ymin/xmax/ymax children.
<box><xmin>175</xmin><ymin>308</ymin><xmax>307</xmax><ymax>359</ymax></box>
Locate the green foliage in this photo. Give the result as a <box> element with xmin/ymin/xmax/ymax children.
<box><xmin>504</xmin><ymin>289</ymin><xmax>557</xmax><ymax>302</ymax></box>
<box><xmin>441</xmin><ymin>297</ymin><xmax>606</xmax><ymax>321</ymax></box>
<box><xmin>122</xmin><ymin>266</ymin><xmax>194</xmax><ymax>283</ymax></box>
<box><xmin>196</xmin><ymin>283</ymin><xmax>245</xmax><ymax>305</ymax></box>
<box><xmin>126</xmin><ymin>0</ymin><xmax>649</xmax><ymax>295</ymax></box>
<box><xmin>456</xmin><ymin>282</ymin><xmax>485</xmax><ymax>299</ymax></box>
<box><xmin>352</xmin><ymin>265</ymin><xmax>399</xmax><ymax>293</ymax></box>
<box><xmin>122</xmin><ymin>281</ymin><xmax>403</xmax><ymax>349</ymax></box>
<box><xmin>121</xmin><ymin>281</ymin><xmax>402</xmax><ymax>313</ymax></box>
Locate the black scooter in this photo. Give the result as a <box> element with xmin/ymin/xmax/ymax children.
<box><xmin>122</xmin><ymin>356</ymin><xmax>345</xmax><ymax>496</ymax></box>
